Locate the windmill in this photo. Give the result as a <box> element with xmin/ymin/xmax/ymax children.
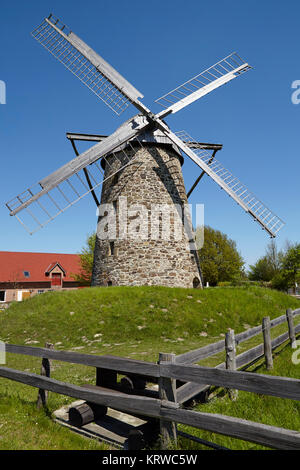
<box><xmin>6</xmin><ymin>14</ymin><xmax>285</xmax><ymax>289</ymax></box>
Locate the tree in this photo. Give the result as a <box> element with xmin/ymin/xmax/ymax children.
<box><xmin>248</xmin><ymin>256</ymin><xmax>274</xmax><ymax>282</ymax></box>
<box><xmin>72</xmin><ymin>233</ymin><xmax>96</xmax><ymax>285</ymax></box>
<box><xmin>197</xmin><ymin>226</ymin><xmax>245</xmax><ymax>286</ymax></box>
<box><xmin>248</xmin><ymin>241</ymin><xmax>300</xmax><ymax>292</ymax></box>
<box><xmin>248</xmin><ymin>240</ymin><xmax>282</xmax><ymax>282</ymax></box>
<box><xmin>265</xmin><ymin>239</ymin><xmax>282</xmax><ymax>272</ymax></box>
<box><xmin>273</xmin><ymin>243</ymin><xmax>300</xmax><ymax>292</ymax></box>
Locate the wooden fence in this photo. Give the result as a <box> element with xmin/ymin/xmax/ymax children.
<box><xmin>174</xmin><ymin>307</ymin><xmax>300</xmax><ymax>404</ymax></box>
<box><xmin>0</xmin><ymin>307</ymin><xmax>300</xmax><ymax>450</ymax></box>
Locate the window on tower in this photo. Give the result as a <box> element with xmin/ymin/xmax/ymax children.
<box><xmin>109</xmin><ymin>241</ymin><xmax>115</xmax><ymax>256</ymax></box>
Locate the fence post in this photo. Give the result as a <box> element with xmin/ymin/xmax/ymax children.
<box><xmin>225</xmin><ymin>329</ymin><xmax>238</xmax><ymax>400</ymax></box>
<box><xmin>262</xmin><ymin>316</ymin><xmax>273</xmax><ymax>370</ymax></box>
<box><xmin>37</xmin><ymin>342</ymin><xmax>54</xmax><ymax>409</ymax></box>
<box><xmin>286</xmin><ymin>308</ymin><xmax>297</xmax><ymax>349</ymax></box>
<box><xmin>158</xmin><ymin>352</ymin><xmax>177</xmax><ymax>449</ymax></box>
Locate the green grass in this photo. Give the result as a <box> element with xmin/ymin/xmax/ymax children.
<box><xmin>0</xmin><ymin>285</ymin><xmax>299</xmax><ymax>450</ymax></box>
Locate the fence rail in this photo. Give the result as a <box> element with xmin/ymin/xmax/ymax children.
<box><xmin>5</xmin><ymin>344</ymin><xmax>159</xmax><ymax>377</ymax></box>
<box><xmin>176</xmin><ymin>308</ymin><xmax>300</xmax><ymax>364</ymax></box>
<box><xmin>0</xmin><ymin>307</ymin><xmax>300</xmax><ymax>450</ymax></box>
<box><xmin>175</xmin><ymin>308</ymin><xmax>300</xmax><ymax>404</ymax></box>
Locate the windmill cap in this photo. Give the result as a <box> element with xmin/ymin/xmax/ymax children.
<box><xmin>100</xmin><ymin>128</ymin><xmax>184</xmax><ymax>170</ymax></box>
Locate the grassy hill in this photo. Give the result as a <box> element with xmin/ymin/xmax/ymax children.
<box><xmin>0</xmin><ymin>285</ymin><xmax>299</xmax><ymax>449</ymax></box>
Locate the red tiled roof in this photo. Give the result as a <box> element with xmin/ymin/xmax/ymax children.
<box><xmin>0</xmin><ymin>251</ymin><xmax>81</xmax><ymax>283</ymax></box>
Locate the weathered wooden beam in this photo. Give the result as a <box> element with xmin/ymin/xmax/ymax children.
<box><xmin>175</xmin><ymin>308</ymin><xmax>300</xmax><ymax>365</ymax></box>
<box><xmin>158</xmin><ymin>353</ymin><xmax>177</xmax><ymax>449</ymax></box>
<box><xmin>4</xmin><ymin>344</ymin><xmax>159</xmax><ymax>378</ymax></box>
<box><xmin>37</xmin><ymin>342</ymin><xmax>54</xmax><ymax>409</ymax></box>
<box><xmin>160</xmin><ymin>407</ymin><xmax>300</xmax><ymax>450</ymax></box>
<box><xmin>180</xmin><ymin>326</ymin><xmax>300</xmax><ymax>402</ymax></box>
<box><xmin>0</xmin><ymin>366</ymin><xmax>161</xmax><ymax>418</ymax></box>
<box><xmin>176</xmin><ymin>381</ymin><xmax>209</xmax><ymax>404</ymax></box>
<box><xmin>1</xmin><ymin>360</ymin><xmax>300</xmax><ymax>450</ymax></box>
<box><xmin>225</xmin><ymin>330</ymin><xmax>238</xmax><ymax>400</ymax></box>
<box><xmin>270</xmin><ymin>332</ymin><xmax>289</xmax><ymax>350</ymax></box>
<box><xmin>236</xmin><ymin>343</ymin><xmax>264</xmax><ymax>369</ymax></box>
<box><xmin>175</xmin><ymin>339</ymin><xmax>225</xmax><ymax>364</ymax></box>
<box><xmin>286</xmin><ymin>308</ymin><xmax>297</xmax><ymax>349</ymax></box>
<box><xmin>160</xmin><ymin>363</ymin><xmax>300</xmax><ymax>401</ymax></box>
<box><xmin>262</xmin><ymin>317</ymin><xmax>273</xmax><ymax>370</ymax></box>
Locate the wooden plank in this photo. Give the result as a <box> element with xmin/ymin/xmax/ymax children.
<box><xmin>176</xmin><ymin>382</ymin><xmax>209</xmax><ymax>404</ymax></box>
<box><xmin>236</xmin><ymin>343</ymin><xmax>264</xmax><ymax>369</ymax></box>
<box><xmin>83</xmin><ymin>383</ymin><xmax>159</xmax><ymax>401</ymax></box>
<box><xmin>177</xmin><ymin>322</ymin><xmax>300</xmax><ymax>403</ymax></box>
<box><xmin>175</xmin><ymin>310</ymin><xmax>295</xmax><ymax>365</ymax></box>
<box><xmin>37</xmin><ymin>342</ymin><xmax>54</xmax><ymax>409</ymax></box>
<box><xmin>160</xmin><ymin>407</ymin><xmax>300</xmax><ymax>450</ymax></box>
<box><xmin>225</xmin><ymin>330</ymin><xmax>237</xmax><ymax>400</ymax></box>
<box><xmin>175</xmin><ymin>324</ymin><xmax>263</xmax><ymax>364</ymax></box>
<box><xmin>270</xmin><ymin>314</ymin><xmax>286</xmax><ymax>328</ymax></box>
<box><xmin>4</xmin><ymin>344</ymin><xmax>159</xmax><ymax>378</ymax></box>
<box><xmin>262</xmin><ymin>317</ymin><xmax>273</xmax><ymax>370</ymax></box>
<box><xmin>175</xmin><ymin>340</ymin><xmax>225</xmax><ymax>365</ymax></box>
<box><xmin>82</xmin><ymin>383</ymin><xmax>160</xmax><ymax>424</ymax></box>
<box><xmin>234</xmin><ymin>325</ymin><xmax>262</xmax><ymax>345</ymax></box>
<box><xmin>160</xmin><ymin>363</ymin><xmax>300</xmax><ymax>400</ymax></box>
<box><xmin>177</xmin><ymin>360</ymin><xmax>227</xmax><ymax>403</ymax></box>
<box><xmin>158</xmin><ymin>353</ymin><xmax>177</xmax><ymax>448</ymax></box>
<box><xmin>271</xmin><ymin>332</ymin><xmax>289</xmax><ymax>350</ymax></box>
<box><xmin>287</xmin><ymin>308</ymin><xmax>297</xmax><ymax>348</ymax></box>
<box><xmin>235</xmin><ymin>314</ymin><xmax>286</xmax><ymax>344</ymax></box>
<box><xmin>0</xmin><ymin>366</ymin><xmax>161</xmax><ymax>418</ymax></box>
<box><xmin>236</xmin><ymin>330</ymin><xmax>293</xmax><ymax>370</ymax></box>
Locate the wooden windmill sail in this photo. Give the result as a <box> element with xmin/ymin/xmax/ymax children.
<box><xmin>5</xmin><ymin>14</ymin><xmax>285</xmax><ymax>288</ymax></box>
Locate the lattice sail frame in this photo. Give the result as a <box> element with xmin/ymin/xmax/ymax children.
<box><xmin>174</xmin><ymin>131</ymin><xmax>285</xmax><ymax>237</ymax></box>
<box><xmin>6</xmin><ymin>138</ymin><xmax>146</xmax><ymax>234</ymax></box>
<box><xmin>155</xmin><ymin>52</ymin><xmax>251</xmax><ymax>117</ymax></box>
<box><xmin>31</xmin><ymin>14</ymin><xmax>144</xmax><ymax>115</ymax></box>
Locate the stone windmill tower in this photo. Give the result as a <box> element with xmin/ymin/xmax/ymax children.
<box><xmin>6</xmin><ymin>14</ymin><xmax>285</xmax><ymax>290</ymax></box>
<box><xmin>91</xmin><ymin>128</ymin><xmax>203</xmax><ymax>288</ymax></box>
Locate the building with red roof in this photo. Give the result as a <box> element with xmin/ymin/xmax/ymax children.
<box><xmin>0</xmin><ymin>251</ymin><xmax>82</xmax><ymax>305</ymax></box>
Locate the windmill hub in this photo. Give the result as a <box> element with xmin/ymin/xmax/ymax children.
<box><xmin>100</xmin><ymin>127</ymin><xmax>184</xmax><ymax>169</ymax></box>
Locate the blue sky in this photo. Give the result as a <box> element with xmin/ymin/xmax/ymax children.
<box><xmin>0</xmin><ymin>0</ymin><xmax>299</xmax><ymax>268</ymax></box>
